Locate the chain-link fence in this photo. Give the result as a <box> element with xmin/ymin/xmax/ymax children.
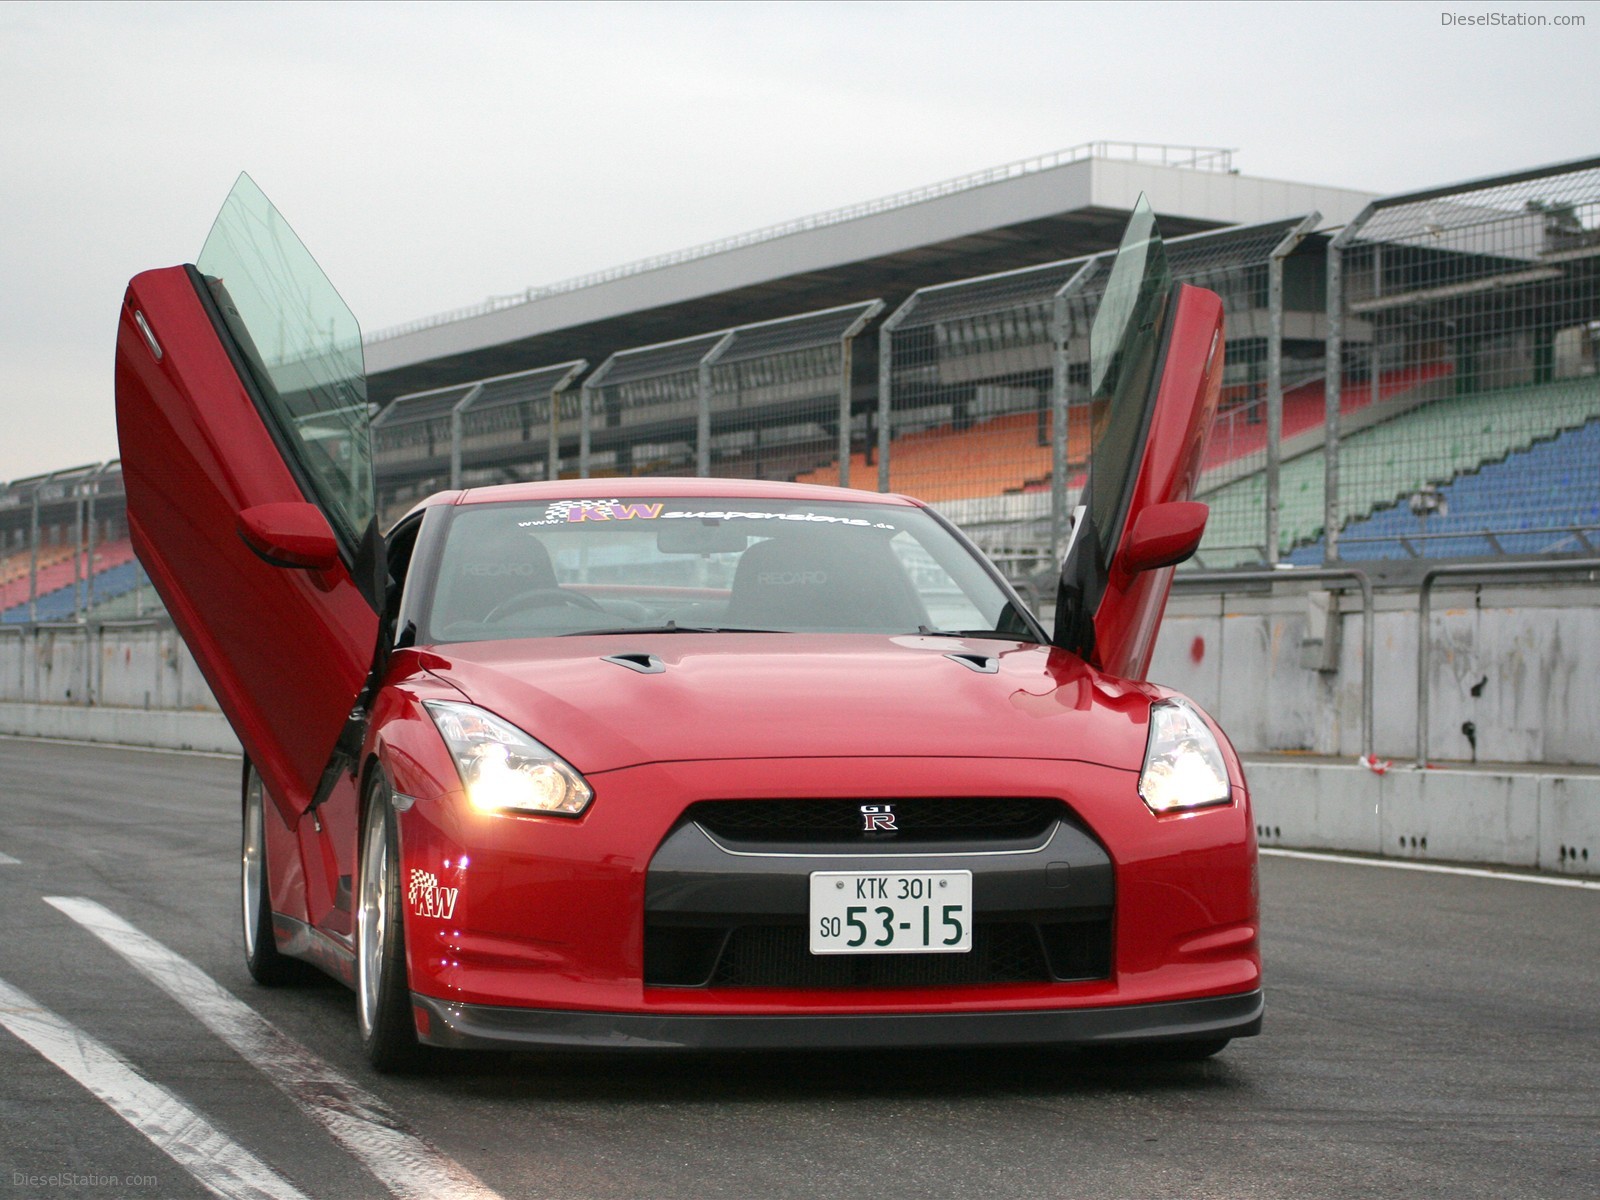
<box><xmin>710</xmin><ymin>301</ymin><xmax>882</xmax><ymax>485</ymax></box>
<box><xmin>575</xmin><ymin>303</ymin><xmax>883</xmax><ymax>484</ymax></box>
<box><xmin>1315</xmin><ymin>156</ymin><xmax>1600</xmax><ymax>563</ymax></box>
<box><xmin>1106</xmin><ymin>215</ymin><xmax>1323</xmax><ymax>569</ymax></box>
<box><xmin>372</xmin><ymin>361</ymin><xmax>586</xmax><ymax>522</ymax></box>
<box><xmin>0</xmin><ymin>461</ymin><xmax>159</xmax><ymax>625</ymax></box>
<box><xmin>10</xmin><ymin>157</ymin><xmax>1600</xmax><ymax>635</ymax></box>
<box><xmin>580</xmin><ymin>332</ymin><xmax>731</xmax><ymax>478</ymax></box>
<box><xmin>872</xmin><ymin>216</ymin><xmax>1320</xmax><ymax>576</ymax></box>
<box><xmin>871</xmin><ymin>255</ymin><xmax>1099</xmax><ymax>578</ymax></box>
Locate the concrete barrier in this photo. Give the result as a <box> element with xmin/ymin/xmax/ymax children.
<box><xmin>0</xmin><ymin>701</ymin><xmax>240</xmax><ymax>755</ymax></box>
<box><xmin>1248</xmin><ymin>756</ymin><xmax>1600</xmax><ymax>878</ymax></box>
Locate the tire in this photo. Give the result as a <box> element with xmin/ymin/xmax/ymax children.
<box><xmin>241</xmin><ymin>763</ymin><xmax>305</xmax><ymax>986</ymax></box>
<box><xmin>356</xmin><ymin>769</ymin><xmax>425</xmax><ymax>1072</ymax></box>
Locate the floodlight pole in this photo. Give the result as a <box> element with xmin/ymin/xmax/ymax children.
<box><xmin>578</xmin><ymin>376</ymin><xmax>599</xmax><ymax>480</ymax></box>
<box><xmin>698</xmin><ymin>331</ymin><xmax>737</xmax><ymax>478</ymax></box>
<box><xmin>447</xmin><ymin>384</ymin><xmax>484</xmax><ymax>490</ymax></box>
<box><xmin>836</xmin><ymin>301</ymin><xmax>884</xmax><ymax>490</ymax></box>
<box><xmin>27</xmin><ymin>474</ymin><xmax>49</xmax><ymax>624</ymax></box>
<box><xmin>548</xmin><ymin>361</ymin><xmax>587</xmax><ymax>482</ymax></box>
<box><xmin>1324</xmin><ymin>204</ymin><xmax>1375</xmax><ymax>563</ymax></box>
<box><xmin>1265</xmin><ymin>213</ymin><xmax>1320</xmax><ymax>565</ymax></box>
<box><xmin>876</xmin><ymin>299</ymin><xmax>916</xmax><ymax>492</ymax></box>
<box><xmin>83</xmin><ymin>462</ymin><xmax>110</xmax><ymax>619</ymax></box>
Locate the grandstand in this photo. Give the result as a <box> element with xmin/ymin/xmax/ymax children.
<box><xmin>0</xmin><ymin>463</ymin><xmax>155</xmax><ymax>626</ymax></box>
<box><xmin>0</xmin><ymin>541</ymin><xmax>139</xmax><ymax>624</ymax></box>
<box><xmin>3</xmin><ymin>148</ymin><xmax>1598</xmax><ymax>630</ymax></box>
<box><xmin>1286</xmin><ymin>399</ymin><xmax>1600</xmax><ymax>563</ymax></box>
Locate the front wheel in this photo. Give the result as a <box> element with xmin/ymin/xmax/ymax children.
<box><xmin>356</xmin><ymin>770</ymin><xmax>424</xmax><ymax>1072</ymax></box>
<box><xmin>241</xmin><ymin>763</ymin><xmax>303</xmax><ymax>986</ymax></box>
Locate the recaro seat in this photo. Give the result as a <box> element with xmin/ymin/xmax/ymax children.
<box><xmin>722</xmin><ymin>530</ymin><xmax>927</xmax><ymax>631</ymax></box>
<box><xmin>453</xmin><ymin>533</ymin><xmax>560</xmax><ymax>622</ymax></box>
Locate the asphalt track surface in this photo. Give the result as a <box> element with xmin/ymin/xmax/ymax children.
<box><xmin>0</xmin><ymin>736</ymin><xmax>1595</xmax><ymax>1200</ymax></box>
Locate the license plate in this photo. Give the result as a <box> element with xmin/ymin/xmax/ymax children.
<box><xmin>809</xmin><ymin>870</ymin><xmax>973</xmax><ymax>954</ymax></box>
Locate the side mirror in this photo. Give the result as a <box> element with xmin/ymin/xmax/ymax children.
<box><xmin>1121</xmin><ymin>501</ymin><xmax>1208</xmax><ymax>575</ymax></box>
<box><xmin>237</xmin><ymin>503</ymin><xmax>342</xmax><ymax>571</ymax></box>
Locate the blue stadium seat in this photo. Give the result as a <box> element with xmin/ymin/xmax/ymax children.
<box><xmin>1289</xmin><ymin>417</ymin><xmax>1600</xmax><ymax>563</ymax></box>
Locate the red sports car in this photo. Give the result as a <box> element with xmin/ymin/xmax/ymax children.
<box><xmin>115</xmin><ymin>177</ymin><xmax>1259</xmax><ymax>1070</ymax></box>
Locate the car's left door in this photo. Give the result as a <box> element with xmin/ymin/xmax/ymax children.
<box><xmin>115</xmin><ymin>174</ymin><xmax>382</xmax><ymax>828</ymax></box>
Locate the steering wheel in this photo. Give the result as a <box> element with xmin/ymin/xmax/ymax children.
<box><xmin>483</xmin><ymin>588</ymin><xmax>605</xmax><ymax>622</ymax></box>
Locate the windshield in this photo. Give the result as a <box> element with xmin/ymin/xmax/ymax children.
<box><xmin>418</xmin><ymin>497</ymin><xmax>1038</xmax><ymax>644</ymax></box>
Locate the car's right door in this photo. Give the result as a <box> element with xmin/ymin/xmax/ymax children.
<box><xmin>1054</xmin><ymin>196</ymin><xmax>1226</xmax><ymax>680</ymax></box>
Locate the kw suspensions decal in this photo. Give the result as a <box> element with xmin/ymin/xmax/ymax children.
<box><xmin>408</xmin><ymin>869</ymin><xmax>459</xmax><ymax>920</ymax></box>
<box><xmin>517</xmin><ymin>498</ymin><xmax>897</xmax><ymax>530</ymax></box>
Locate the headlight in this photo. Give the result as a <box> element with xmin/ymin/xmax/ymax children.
<box><xmin>1138</xmin><ymin>697</ymin><xmax>1231</xmax><ymax>814</ymax></box>
<box><xmin>423</xmin><ymin>701</ymin><xmax>593</xmax><ymax>816</ymax></box>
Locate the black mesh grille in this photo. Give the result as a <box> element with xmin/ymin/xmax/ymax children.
<box><xmin>705</xmin><ymin>922</ymin><xmax>1050</xmax><ymax>988</ymax></box>
<box><xmin>689</xmin><ymin>797</ymin><xmax>1060</xmax><ymax>844</ymax></box>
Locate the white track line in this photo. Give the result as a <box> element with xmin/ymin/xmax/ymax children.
<box><xmin>1260</xmin><ymin>847</ymin><xmax>1600</xmax><ymax>890</ymax></box>
<box><xmin>46</xmin><ymin>897</ymin><xmax>502</xmax><ymax>1200</ymax></box>
<box><xmin>0</xmin><ymin>851</ymin><xmax>19</xmax><ymax>865</ymax></box>
<box><xmin>0</xmin><ymin>975</ymin><xmax>310</xmax><ymax>1200</ymax></box>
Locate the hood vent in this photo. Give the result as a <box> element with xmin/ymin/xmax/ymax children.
<box><xmin>945</xmin><ymin>652</ymin><xmax>998</xmax><ymax>674</ymax></box>
<box><xmin>603</xmin><ymin>652</ymin><xmax>665</xmax><ymax>675</ymax></box>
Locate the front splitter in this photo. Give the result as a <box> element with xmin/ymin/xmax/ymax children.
<box><xmin>412</xmin><ymin>989</ymin><xmax>1263</xmax><ymax>1052</ymax></box>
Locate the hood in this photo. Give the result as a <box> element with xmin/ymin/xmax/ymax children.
<box><xmin>421</xmin><ymin>633</ymin><xmax>1158</xmax><ymax>775</ymax></box>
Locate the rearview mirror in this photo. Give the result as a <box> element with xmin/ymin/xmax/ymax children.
<box><xmin>657</xmin><ymin>521</ymin><xmax>749</xmax><ymax>555</ymax></box>
<box><xmin>237</xmin><ymin>502</ymin><xmax>342</xmax><ymax>571</ymax></box>
<box><xmin>1121</xmin><ymin>501</ymin><xmax>1208</xmax><ymax>575</ymax></box>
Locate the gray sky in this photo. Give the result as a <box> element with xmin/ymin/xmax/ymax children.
<box><xmin>2</xmin><ymin>0</ymin><xmax>1596</xmax><ymax>483</ymax></box>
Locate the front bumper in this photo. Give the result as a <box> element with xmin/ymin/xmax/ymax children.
<box><xmin>412</xmin><ymin>988</ymin><xmax>1264</xmax><ymax>1051</ymax></box>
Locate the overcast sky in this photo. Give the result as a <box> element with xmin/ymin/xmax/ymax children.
<box><xmin>2</xmin><ymin>0</ymin><xmax>1596</xmax><ymax>483</ymax></box>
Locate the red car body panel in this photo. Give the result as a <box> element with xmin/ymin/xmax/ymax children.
<box><xmin>1091</xmin><ymin>284</ymin><xmax>1225</xmax><ymax>681</ymax></box>
<box><xmin>388</xmin><ymin>745</ymin><xmax>1256</xmax><ymax>1014</ymax></box>
<box><xmin>354</xmin><ymin>631</ymin><xmax>1257</xmax><ymax>1018</ymax></box>
<box><xmin>415</xmin><ymin>635</ymin><xmax>1156</xmax><ymax>776</ymax></box>
<box><xmin>114</xmin><ymin>267</ymin><xmax>377</xmax><ymax>825</ymax></box>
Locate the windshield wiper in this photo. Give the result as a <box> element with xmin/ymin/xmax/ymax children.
<box><xmin>915</xmin><ymin>626</ymin><xmax>1040</xmax><ymax>642</ymax></box>
<box><xmin>560</xmin><ymin>622</ymin><xmax>782</xmax><ymax>637</ymax></box>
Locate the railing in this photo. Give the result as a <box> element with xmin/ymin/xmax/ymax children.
<box><xmin>1415</xmin><ymin>559</ymin><xmax>1600</xmax><ymax>765</ymax></box>
<box><xmin>363</xmin><ymin>142</ymin><xmax>1236</xmax><ymax>345</ymax></box>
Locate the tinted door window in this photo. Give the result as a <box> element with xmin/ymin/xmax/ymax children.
<box><xmin>196</xmin><ymin>173</ymin><xmax>374</xmax><ymax>553</ymax></box>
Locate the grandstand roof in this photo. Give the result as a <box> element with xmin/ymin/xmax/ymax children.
<box><xmin>364</xmin><ymin>144</ymin><xmax>1374</xmax><ymax>404</ymax></box>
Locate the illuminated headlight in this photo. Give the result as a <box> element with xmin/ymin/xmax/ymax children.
<box><xmin>423</xmin><ymin>701</ymin><xmax>593</xmax><ymax>816</ymax></box>
<box><xmin>1138</xmin><ymin>697</ymin><xmax>1231</xmax><ymax>814</ymax></box>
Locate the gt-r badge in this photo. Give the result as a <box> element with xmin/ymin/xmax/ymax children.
<box><xmin>860</xmin><ymin>804</ymin><xmax>897</xmax><ymax>833</ymax></box>
<box><xmin>408</xmin><ymin>869</ymin><xmax>459</xmax><ymax>920</ymax></box>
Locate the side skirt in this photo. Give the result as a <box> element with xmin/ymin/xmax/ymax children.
<box><xmin>272</xmin><ymin>913</ymin><xmax>357</xmax><ymax>989</ymax></box>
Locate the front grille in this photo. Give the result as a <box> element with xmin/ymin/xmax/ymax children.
<box><xmin>688</xmin><ymin>797</ymin><xmax>1061</xmax><ymax>844</ymax></box>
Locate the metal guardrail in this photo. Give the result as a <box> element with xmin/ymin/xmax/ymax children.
<box><xmin>1174</xmin><ymin>567</ymin><xmax>1376</xmax><ymax>760</ymax></box>
<box><xmin>1415</xmin><ymin>559</ymin><xmax>1600</xmax><ymax>765</ymax></box>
